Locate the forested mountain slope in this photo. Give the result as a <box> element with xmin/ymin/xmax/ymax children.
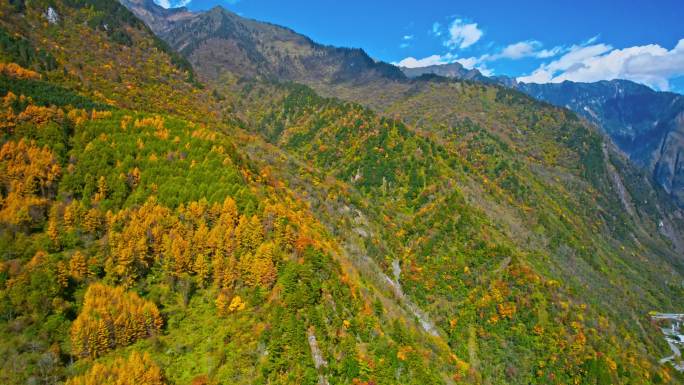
<box><xmin>517</xmin><ymin>80</ymin><xmax>684</xmax><ymax>208</ymax></box>
<box><xmin>403</xmin><ymin>63</ymin><xmax>684</xmax><ymax>209</ymax></box>
<box><xmin>1</xmin><ymin>1</ymin><xmax>684</xmax><ymax>384</ymax></box>
<box><xmin>223</xmin><ymin>78</ymin><xmax>684</xmax><ymax>384</ymax></box>
<box><xmin>0</xmin><ymin>2</ymin><xmax>460</xmax><ymax>384</ymax></box>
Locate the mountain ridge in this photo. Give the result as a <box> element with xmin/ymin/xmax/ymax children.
<box><xmin>400</xmin><ymin>62</ymin><xmax>684</xmax><ymax>207</ymax></box>
<box><xmin>124</xmin><ymin>1</ymin><xmax>406</xmax><ymax>85</ymax></box>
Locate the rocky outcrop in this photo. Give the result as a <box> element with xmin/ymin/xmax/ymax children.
<box><xmin>655</xmin><ymin>112</ymin><xmax>684</xmax><ymax>207</ymax></box>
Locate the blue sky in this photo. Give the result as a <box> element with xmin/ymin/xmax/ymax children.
<box><xmin>156</xmin><ymin>0</ymin><xmax>684</xmax><ymax>93</ymax></box>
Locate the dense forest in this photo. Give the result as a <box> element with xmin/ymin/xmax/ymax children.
<box><xmin>1</xmin><ymin>1</ymin><xmax>684</xmax><ymax>384</ymax></box>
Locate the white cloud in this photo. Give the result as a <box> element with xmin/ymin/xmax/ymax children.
<box><xmin>403</xmin><ymin>37</ymin><xmax>564</xmax><ymax>73</ymax></box>
<box><xmin>398</xmin><ymin>40</ymin><xmax>562</xmax><ymax>73</ymax></box>
<box><xmin>497</xmin><ymin>41</ymin><xmax>539</xmax><ymax>59</ymax></box>
<box><xmin>499</xmin><ymin>41</ymin><xmax>563</xmax><ymax>60</ymax></box>
<box><xmin>584</xmin><ymin>35</ymin><xmax>600</xmax><ymax>45</ymax></box>
<box><xmin>402</xmin><ymin>18</ymin><xmax>683</xmax><ymax>90</ymax></box>
<box><xmin>454</xmin><ymin>56</ymin><xmax>479</xmax><ymax>69</ymax></box>
<box><xmin>477</xmin><ymin>40</ymin><xmax>565</xmax><ymax>62</ymax></box>
<box><xmin>536</xmin><ymin>46</ymin><xmax>564</xmax><ymax>59</ymax></box>
<box><xmin>431</xmin><ymin>22</ymin><xmax>442</xmax><ymax>37</ymax></box>
<box><xmin>517</xmin><ymin>39</ymin><xmax>684</xmax><ymax>91</ymax></box>
<box><xmin>400</xmin><ymin>35</ymin><xmax>414</xmax><ymax>48</ymax></box>
<box><xmin>516</xmin><ymin>43</ymin><xmax>612</xmax><ymax>83</ymax></box>
<box><xmin>445</xmin><ymin>19</ymin><xmax>483</xmax><ymax>49</ymax></box>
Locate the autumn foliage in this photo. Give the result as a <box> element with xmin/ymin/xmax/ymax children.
<box><xmin>1</xmin><ymin>2</ymin><xmax>677</xmax><ymax>381</ymax></box>
<box><xmin>0</xmin><ymin>62</ymin><xmax>40</xmax><ymax>80</ymax></box>
<box><xmin>70</xmin><ymin>283</ymin><xmax>163</xmax><ymax>358</ymax></box>
<box><xmin>0</xmin><ymin>139</ymin><xmax>61</xmax><ymax>227</ymax></box>
<box><xmin>104</xmin><ymin>196</ymin><xmax>295</xmax><ymax>293</ymax></box>
<box><xmin>64</xmin><ymin>351</ymin><xmax>166</xmax><ymax>385</ymax></box>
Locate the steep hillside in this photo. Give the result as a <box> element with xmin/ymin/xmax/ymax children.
<box><xmin>118</xmin><ymin>1</ymin><xmax>684</xmax><ymax>211</ymax></box>
<box><xmin>402</xmin><ymin>64</ymin><xmax>684</xmax><ymax>208</ymax></box>
<box><xmin>2</xmin><ymin>1</ymin><xmax>684</xmax><ymax>385</ymax></box>
<box><xmin>518</xmin><ymin>80</ymin><xmax>684</xmax><ymax>207</ymax></box>
<box><xmin>223</xmin><ymin>76</ymin><xmax>684</xmax><ymax>383</ymax></box>
<box><xmin>1</xmin><ymin>0</ymin><xmax>211</xmax><ymax>118</ymax></box>
<box><xmin>0</xmin><ymin>2</ymin><xmax>460</xmax><ymax>385</ymax></box>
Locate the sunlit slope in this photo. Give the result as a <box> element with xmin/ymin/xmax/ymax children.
<box><xmin>228</xmin><ymin>81</ymin><xmax>684</xmax><ymax>383</ymax></box>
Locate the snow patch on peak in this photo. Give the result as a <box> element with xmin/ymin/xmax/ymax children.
<box><xmin>153</xmin><ymin>0</ymin><xmax>191</xmax><ymax>9</ymax></box>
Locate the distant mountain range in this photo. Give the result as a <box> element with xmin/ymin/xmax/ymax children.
<box><xmin>400</xmin><ymin>62</ymin><xmax>489</xmax><ymax>83</ymax></box>
<box><xmin>120</xmin><ymin>0</ymin><xmax>684</xmax><ymax>209</ymax></box>
<box><xmin>119</xmin><ymin>0</ymin><xmax>195</xmax><ymax>33</ymax></box>
<box><xmin>402</xmin><ymin>63</ymin><xmax>684</xmax><ymax>208</ymax></box>
<box><xmin>518</xmin><ymin>80</ymin><xmax>684</xmax><ymax>207</ymax></box>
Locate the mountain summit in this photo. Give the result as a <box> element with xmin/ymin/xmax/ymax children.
<box><xmin>119</xmin><ymin>0</ymin><xmax>196</xmax><ymax>33</ymax></box>
<box><xmin>401</xmin><ymin>61</ymin><xmax>490</xmax><ymax>83</ymax></box>
<box><xmin>123</xmin><ymin>0</ymin><xmax>404</xmax><ymax>84</ymax></box>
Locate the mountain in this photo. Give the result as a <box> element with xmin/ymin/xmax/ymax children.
<box><xmin>2</xmin><ymin>1</ymin><xmax>684</xmax><ymax>384</ymax></box>
<box><xmin>517</xmin><ymin>80</ymin><xmax>684</xmax><ymax>207</ymax></box>
<box><xmin>118</xmin><ymin>0</ymin><xmax>196</xmax><ymax>34</ymax></box>
<box><xmin>0</xmin><ymin>2</ymin><xmax>445</xmax><ymax>384</ymax></box>
<box><xmin>124</xmin><ymin>1</ymin><xmax>404</xmax><ymax>85</ymax></box>
<box><xmin>401</xmin><ymin>64</ymin><xmax>684</xmax><ymax>208</ymax></box>
<box><xmin>400</xmin><ymin>62</ymin><xmax>490</xmax><ymax>82</ymax></box>
<box><xmin>230</xmin><ymin>74</ymin><xmax>684</xmax><ymax>384</ymax></box>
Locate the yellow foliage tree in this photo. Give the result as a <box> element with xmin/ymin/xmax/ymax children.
<box><xmin>93</xmin><ymin>176</ymin><xmax>108</xmax><ymax>202</ymax></box>
<box><xmin>240</xmin><ymin>242</ymin><xmax>277</xmax><ymax>288</ymax></box>
<box><xmin>216</xmin><ymin>291</ymin><xmax>246</xmax><ymax>316</ymax></box>
<box><xmin>69</xmin><ymin>251</ymin><xmax>87</xmax><ymax>281</ymax></box>
<box><xmin>63</xmin><ymin>201</ymin><xmax>79</xmax><ymax>230</ymax></box>
<box><xmin>47</xmin><ymin>215</ymin><xmax>60</xmax><ymax>247</ymax></box>
<box><xmin>84</xmin><ymin>207</ymin><xmax>102</xmax><ymax>234</ymax></box>
<box><xmin>193</xmin><ymin>253</ymin><xmax>209</xmax><ymax>287</ymax></box>
<box><xmin>0</xmin><ymin>139</ymin><xmax>61</xmax><ymax>227</ymax></box>
<box><xmin>0</xmin><ymin>62</ymin><xmax>40</xmax><ymax>80</ymax></box>
<box><xmin>56</xmin><ymin>261</ymin><xmax>69</xmax><ymax>288</ymax></box>
<box><xmin>70</xmin><ymin>283</ymin><xmax>163</xmax><ymax>358</ymax></box>
<box><xmin>228</xmin><ymin>295</ymin><xmax>246</xmax><ymax>312</ymax></box>
<box><xmin>65</xmin><ymin>351</ymin><xmax>166</xmax><ymax>385</ymax></box>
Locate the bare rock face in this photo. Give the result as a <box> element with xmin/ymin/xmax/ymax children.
<box><xmin>655</xmin><ymin>112</ymin><xmax>684</xmax><ymax>207</ymax></box>
<box><xmin>118</xmin><ymin>0</ymin><xmax>196</xmax><ymax>34</ymax></box>
<box><xmin>44</xmin><ymin>6</ymin><xmax>59</xmax><ymax>24</ymax></box>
